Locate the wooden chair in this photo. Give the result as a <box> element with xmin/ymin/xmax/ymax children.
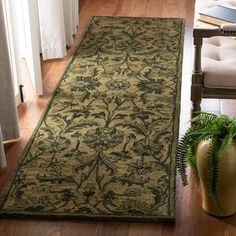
<box><xmin>192</xmin><ymin>0</ymin><xmax>236</xmax><ymax>111</ymax></box>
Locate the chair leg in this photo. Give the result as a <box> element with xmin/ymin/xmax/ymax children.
<box><xmin>191</xmin><ymin>89</ymin><xmax>201</xmax><ymax>112</ymax></box>
<box><xmin>191</xmin><ymin>74</ymin><xmax>202</xmax><ymax>115</ymax></box>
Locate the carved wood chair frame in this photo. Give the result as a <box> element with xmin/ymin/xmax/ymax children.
<box><xmin>191</xmin><ymin>28</ymin><xmax>236</xmax><ymax>112</ymax></box>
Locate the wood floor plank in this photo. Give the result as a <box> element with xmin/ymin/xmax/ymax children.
<box><xmin>0</xmin><ymin>219</ymin><xmax>63</xmax><ymax>236</ymax></box>
<box><xmin>61</xmin><ymin>221</ymin><xmax>98</xmax><ymax>236</ymax></box>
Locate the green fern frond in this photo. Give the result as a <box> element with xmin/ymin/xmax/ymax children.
<box><xmin>191</xmin><ymin>112</ymin><xmax>217</xmax><ymax>129</ymax></box>
<box><xmin>176</xmin><ymin>137</ymin><xmax>191</xmax><ymax>185</ymax></box>
<box><xmin>176</xmin><ymin>123</ymin><xmax>216</xmax><ymax>185</ymax></box>
<box><xmin>207</xmin><ymin>138</ymin><xmax>222</xmax><ymax>214</ymax></box>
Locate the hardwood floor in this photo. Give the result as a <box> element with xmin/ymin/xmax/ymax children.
<box><xmin>1</xmin><ymin>0</ymin><xmax>236</xmax><ymax>235</ymax></box>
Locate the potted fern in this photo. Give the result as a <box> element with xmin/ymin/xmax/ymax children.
<box><xmin>177</xmin><ymin>112</ymin><xmax>236</xmax><ymax>216</ymax></box>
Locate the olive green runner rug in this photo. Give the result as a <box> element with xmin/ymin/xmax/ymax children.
<box><xmin>0</xmin><ymin>16</ymin><xmax>184</xmax><ymax>222</ymax></box>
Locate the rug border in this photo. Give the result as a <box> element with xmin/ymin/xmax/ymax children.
<box><xmin>169</xmin><ymin>17</ymin><xmax>185</xmax><ymax>222</ymax></box>
<box><xmin>0</xmin><ymin>16</ymin><xmax>185</xmax><ymax>223</ymax></box>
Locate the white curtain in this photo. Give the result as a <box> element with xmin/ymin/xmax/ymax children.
<box><xmin>37</xmin><ymin>0</ymin><xmax>79</xmax><ymax>60</ymax></box>
<box><xmin>0</xmin><ymin>0</ymin><xmax>20</xmax><ymax>169</ymax></box>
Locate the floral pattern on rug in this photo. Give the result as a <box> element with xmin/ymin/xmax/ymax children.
<box><xmin>0</xmin><ymin>16</ymin><xmax>184</xmax><ymax>221</ymax></box>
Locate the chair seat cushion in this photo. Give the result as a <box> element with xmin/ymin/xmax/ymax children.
<box><xmin>202</xmin><ymin>36</ymin><xmax>236</xmax><ymax>89</ymax></box>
